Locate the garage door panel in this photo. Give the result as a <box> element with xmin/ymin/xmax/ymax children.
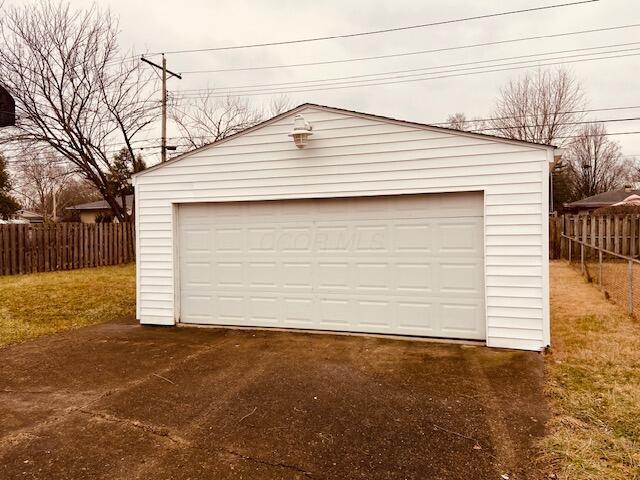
<box><xmin>280</xmin><ymin>226</ymin><xmax>314</xmax><ymax>252</ymax></box>
<box><xmin>183</xmin><ymin>262</ymin><xmax>212</xmax><ymax>288</ymax></box>
<box><xmin>215</xmin><ymin>262</ymin><xmax>243</xmax><ymax>288</ymax></box>
<box><xmin>247</xmin><ymin>227</ymin><xmax>277</xmax><ymax>252</ymax></box>
<box><xmin>182</xmin><ymin>228</ymin><xmax>211</xmax><ymax>253</ymax></box>
<box><xmin>247</xmin><ymin>262</ymin><xmax>278</xmax><ymax>288</ymax></box>
<box><xmin>394</xmin><ymin>224</ymin><xmax>432</xmax><ymax>252</ymax></box>
<box><xmin>439</xmin><ymin>262</ymin><xmax>483</xmax><ymax>294</ymax></box>
<box><xmin>316</xmin><ymin>225</ymin><xmax>351</xmax><ymax>252</ymax></box>
<box><xmin>283</xmin><ymin>298</ymin><xmax>315</xmax><ymax>325</ymax></box>
<box><xmin>179</xmin><ymin>192</ymin><xmax>486</xmax><ymax>340</ymax></box>
<box><xmin>318</xmin><ymin>298</ymin><xmax>352</xmax><ymax>327</ymax></box>
<box><xmin>217</xmin><ymin>295</ymin><xmax>246</xmax><ymax>322</ymax></box>
<box><xmin>215</xmin><ymin>228</ymin><xmax>243</xmax><ymax>253</ymax></box>
<box><xmin>437</xmin><ymin>221</ymin><xmax>483</xmax><ymax>255</ymax></box>
<box><xmin>282</xmin><ymin>262</ymin><xmax>314</xmax><ymax>290</ymax></box>
<box><xmin>439</xmin><ymin>302</ymin><xmax>484</xmax><ymax>338</ymax></box>
<box><xmin>353</xmin><ymin>225</ymin><xmax>390</xmax><ymax>252</ymax></box>
<box><xmin>395</xmin><ymin>263</ymin><xmax>432</xmax><ymax>293</ymax></box>
<box><xmin>355</xmin><ymin>300</ymin><xmax>394</xmax><ymax>329</ymax></box>
<box><xmin>181</xmin><ymin>294</ymin><xmax>212</xmax><ymax>323</ymax></box>
<box><xmin>355</xmin><ymin>262</ymin><xmax>391</xmax><ymax>291</ymax></box>
<box><xmin>248</xmin><ymin>297</ymin><xmax>280</xmax><ymax>324</ymax></box>
<box><xmin>396</xmin><ymin>301</ymin><xmax>434</xmax><ymax>333</ymax></box>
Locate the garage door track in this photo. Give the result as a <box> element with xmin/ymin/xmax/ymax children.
<box><xmin>0</xmin><ymin>322</ymin><xmax>548</xmax><ymax>479</ymax></box>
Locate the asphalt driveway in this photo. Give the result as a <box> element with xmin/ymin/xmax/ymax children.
<box><xmin>0</xmin><ymin>321</ymin><xmax>548</xmax><ymax>479</ymax></box>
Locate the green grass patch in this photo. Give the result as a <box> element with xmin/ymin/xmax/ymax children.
<box><xmin>0</xmin><ymin>264</ymin><xmax>135</xmax><ymax>347</ymax></box>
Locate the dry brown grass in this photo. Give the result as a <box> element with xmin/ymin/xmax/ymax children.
<box><xmin>0</xmin><ymin>264</ymin><xmax>135</xmax><ymax>348</ymax></box>
<box><xmin>543</xmin><ymin>261</ymin><xmax>640</xmax><ymax>479</ymax></box>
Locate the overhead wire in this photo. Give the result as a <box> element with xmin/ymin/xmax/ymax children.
<box><xmin>150</xmin><ymin>0</ymin><xmax>599</xmax><ymax>55</ymax></box>
<box><xmin>176</xmin><ymin>42</ymin><xmax>640</xmax><ymax>93</ymax></box>
<box><xmin>181</xmin><ymin>23</ymin><xmax>640</xmax><ymax>74</ymax></box>
<box><xmin>171</xmin><ymin>51</ymin><xmax>640</xmax><ymax>98</ymax></box>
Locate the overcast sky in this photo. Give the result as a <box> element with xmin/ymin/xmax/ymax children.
<box><xmin>47</xmin><ymin>0</ymin><xmax>640</xmax><ymax>160</ymax></box>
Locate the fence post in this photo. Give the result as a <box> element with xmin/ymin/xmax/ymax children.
<box><xmin>598</xmin><ymin>250</ymin><xmax>602</xmax><ymax>288</ymax></box>
<box><xmin>628</xmin><ymin>259</ymin><xmax>634</xmax><ymax>316</ymax></box>
<box><xmin>581</xmin><ymin>241</ymin><xmax>584</xmax><ymax>274</ymax></box>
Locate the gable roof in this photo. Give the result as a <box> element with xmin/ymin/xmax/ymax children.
<box><xmin>14</xmin><ymin>209</ymin><xmax>43</xmax><ymax>220</ymax></box>
<box><xmin>67</xmin><ymin>194</ymin><xmax>134</xmax><ymax>211</ymax></box>
<box><xmin>565</xmin><ymin>189</ymin><xmax>640</xmax><ymax>208</ymax></box>
<box><xmin>134</xmin><ymin>102</ymin><xmax>556</xmax><ymax>178</ymax></box>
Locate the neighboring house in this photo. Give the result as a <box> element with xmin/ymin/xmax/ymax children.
<box><xmin>133</xmin><ymin>103</ymin><xmax>559</xmax><ymax>352</ymax></box>
<box><xmin>3</xmin><ymin>209</ymin><xmax>44</xmax><ymax>224</ymax></box>
<box><xmin>564</xmin><ymin>187</ymin><xmax>640</xmax><ymax>214</ymax></box>
<box><xmin>67</xmin><ymin>194</ymin><xmax>133</xmax><ymax>223</ymax></box>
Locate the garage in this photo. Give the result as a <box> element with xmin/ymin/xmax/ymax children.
<box><xmin>178</xmin><ymin>192</ymin><xmax>484</xmax><ymax>340</ymax></box>
<box><xmin>133</xmin><ymin>103</ymin><xmax>555</xmax><ymax>351</ymax></box>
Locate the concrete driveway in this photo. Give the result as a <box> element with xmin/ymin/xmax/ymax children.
<box><xmin>0</xmin><ymin>321</ymin><xmax>548</xmax><ymax>479</ymax></box>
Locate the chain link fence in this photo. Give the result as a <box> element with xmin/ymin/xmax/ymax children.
<box><xmin>565</xmin><ymin>235</ymin><xmax>640</xmax><ymax>317</ymax></box>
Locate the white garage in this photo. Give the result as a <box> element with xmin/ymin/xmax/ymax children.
<box><xmin>133</xmin><ymin>103</ymin><xmax>555</xmax><ymax>351</ymax></box>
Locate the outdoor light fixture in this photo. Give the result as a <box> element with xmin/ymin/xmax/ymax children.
<box><xmin>288</xmin><ymin>114</ymin><xmax>313</xmax><ymax>148</ymax></box>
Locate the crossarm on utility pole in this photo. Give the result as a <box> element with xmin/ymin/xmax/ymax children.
<box><xmin>140</xmin><ymin>55</ymin><xmax>182</xmax><ymax>162</ymax></box>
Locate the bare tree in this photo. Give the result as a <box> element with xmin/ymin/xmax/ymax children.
<box><xmin>446</xmin><ymin>113</ymin><xmax>468</xmax><ymax>130</ymax></box>
<box><xmin>489</xmin><ymin>67</ymin><xmax>585</xmax><ymax>146</ymax></box>
<box><xmin>565</xmin><ymin>123</ymin><xmax>636</xmax><ymax>199</ymax></box>
<box><xmin>171</xmin><ymin>94</ymin><xmax>264</xmax><ymax>149</ymax></box>
<box><xmin>444</xmin><ymin>112</ymin><xmax>487</xmax><ymax>132</ymax></box>
<box><xmin>268</xmin><ymin>95</ymin><xmax>293</xmax><ymax>117</ymax></box>
<box><xmin>0</xmin><ymin>1</ymin><xmax>157</xmax><ymax>222</ymax></box>
<box><xmin>11</xmin><ymin>150</ymin><xmax>74</xmax><ymax>221</ymax></box>
<box><xmin>171</xmin><ymin>93</ymin><xmax>292</xmax><ymax>150</ymax></box>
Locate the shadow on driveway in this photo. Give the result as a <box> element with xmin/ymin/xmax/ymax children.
<box><xmin>0</xmin><ymin>322</ymin><xmax>548</xmax><ymax>479</ymax></box>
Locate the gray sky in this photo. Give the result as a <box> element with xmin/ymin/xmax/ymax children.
<box><xmin>67</xmin><ymin>0</ymin><xmax>640</xmax><ymax>160</ymax></box>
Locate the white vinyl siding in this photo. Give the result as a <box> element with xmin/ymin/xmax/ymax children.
<box><xmin>134</xmin><ymin>105</ymin><xmax>550</xmax><ymax>351</ymax></box>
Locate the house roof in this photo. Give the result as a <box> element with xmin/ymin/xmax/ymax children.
<box><xmin>134</xmin><ymin>103</ymin><xmax>556</xmax><ymax>179</ymax></box>
<box><xmin>67</xmin><ymin>194</ymin><xmax>134</xmax><ymax>211</ymax></box>
<box><xmin>565</xmin><ymin>189</ymin><xmax>640</xmax><ymax>208</ymax></box>
<box><xmin>14</xmin><ymin>209</ymin><xmax>43</xmax><ymax>220</ymax></box>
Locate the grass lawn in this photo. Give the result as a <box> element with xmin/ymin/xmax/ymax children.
<box><xmin>544</xmin><ymin>261</ymin><xmax>640</xmax><ymax>479</ymax></box>
<box><xmin>0</xmin><ymin>263</ymin><xmax>135</xmax><ymax>348</ymax></box>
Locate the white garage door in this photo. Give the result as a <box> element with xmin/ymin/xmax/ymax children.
<box><xmin>178</xmin><ymin>192</ymin><xmax>485</xmax><ymax>340</ymax></box>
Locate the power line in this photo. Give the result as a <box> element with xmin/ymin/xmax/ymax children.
<box><xmin>557</xmin><ymin>131</ymin><xmax>640</xmax><ymax>139</ymax></box>
<box><xmin>430</xmin><ymin>106</ymin><xmax>640</xmax><ymax>126</ymax></box>
<box><xmin>181</xmin><ymin>23</ymin><xmax>640</xmax><ymax>74</ymax></box>
<box><xmin>470</xmin><ymin>116</ymin><xmax>640</xmax><ymax>132</ymax></box>
<box><xmin>173</xmin><ymin>51</ymin><xmax>640</xmax><ymax>98</ymax></box>
<box><xmin>177</xmin><ymin>42</ymin><xmax>640</xmax><ymax>93</ymax></box>
<box><xmin>152</xmin><ymin>0</ymin><xmax>599</xmax><ymax>55</ymax></box>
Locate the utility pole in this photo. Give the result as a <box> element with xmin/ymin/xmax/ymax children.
<box><xmin>141</xmin><ymin>54</ymin><xmax>182</xmax><ymax>162</ymax></box>
<box><xmin>161</xmin><ymin>54</ymin><xmax>167</xmax><ymax>163</ymax></box>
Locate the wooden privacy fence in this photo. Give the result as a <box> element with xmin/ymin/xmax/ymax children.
<box><xmin>550</xmin><ymin>214</ymin><xmax>640</xmax><ymax>259</ymax></box>
<box><xmin>0</xmin><ymin>222</ymin><xmax>135</xmax><ymax>275</ymax></box>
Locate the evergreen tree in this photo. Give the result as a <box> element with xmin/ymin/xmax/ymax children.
<box><xmin>0</xmin><ymin>154</ymin><xmax>20</xmax><ymax>220</ymax></box>
<box><xmin>107</xmin><ymin>148</ymin><xmax>145</xmax><ymax>220</ymax></box>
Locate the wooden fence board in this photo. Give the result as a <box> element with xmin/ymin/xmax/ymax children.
<box><xmin>558</xmin><ymin>214</ymin><xmax>640</xmax><ymax>260</ymax></box>
<box><xmin>0</xmin><ymin>222</ymin><xmax>135</xmax><ymax>276</ymax></box>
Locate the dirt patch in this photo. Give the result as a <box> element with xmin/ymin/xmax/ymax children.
<box><xmin>0</xmin><ymin>322</ymin><xmax>548</xmax><ymax>479</ymax></box>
